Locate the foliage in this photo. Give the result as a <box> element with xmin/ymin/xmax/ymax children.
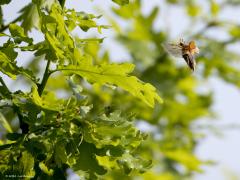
<box><xmin>97</xmin><ymin>0</ymin><xmax>240</xmax><ymax>179</ymax></box>
<box><xmin>0</xmin><ymin>0</ymin><xmax>240</xmax><ymax>179</ymax></box>
<box><xmin>0</xmin><ymin>0</ymin><xmax>160</xmax><ymax>179</ymax></box>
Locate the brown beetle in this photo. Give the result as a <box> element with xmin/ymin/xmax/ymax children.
<box><xmin>163</xmin><ymin>38</ymin><xmax>199</xmax><ymax>71</ymax></box>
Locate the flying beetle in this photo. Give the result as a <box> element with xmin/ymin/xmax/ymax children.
<box><xmin>163</xmin><ymin>38</ymin><xmax>199</xmax><ymax>71</ymax></box>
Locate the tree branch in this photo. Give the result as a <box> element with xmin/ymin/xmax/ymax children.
<box><xmin>0</xmin><ymin>17</ymin><xmax>20</xmax><ymax>32</ymax></box>
<box><xmin>0</xmin><ymin>77</ymin><xmax>28</xmax><ymax>134</ymax></box>
<box><xmin>38</xmin><ymin>60</ymin><xmax>51</xmax><ymax>96</ymax></box>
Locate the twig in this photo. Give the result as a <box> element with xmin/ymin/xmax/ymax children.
<box><xmin>0</xmin><ymin>17</ymin><xmax>20</xmax><ymax>32</ymax></box>
<box><xmin>38</xmin><ymin>60</ymin><xmax>51</xmax><ymax>96</ymax></box>
<box><xmin>0</xmin><ymin>77</ymin><xmax>28</xmax><ymax>133</ymax></box>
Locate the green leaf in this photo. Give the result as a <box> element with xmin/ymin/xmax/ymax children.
<box><xmin>75</xmin><ymin>37</ymin><xmax>105</xmax><ymax>45</ymax></box>
<box><xmin>117</xmin><ymin>153</ymin><xmax>152</xmax><ymax>174</ymax></box>
<box><xmin>0</xmin><ymin>112</ymin><xmax>12</xmax><ymax>133</ymax></box>
<box><xmin>163</xmin><ymin>149</ymin><xmax>203</xmax><ymax>171</ymax></box>
<box><xmin>38</xmin><ymin>4</ymin><xmax>74</xmax><ymax>63</ymax></box>
<box><xmin>0</xmin><ymin>40</ymin><xmax>18</xmax><ymax>60</ymax></box>
<box><xmin>112</xmin><ymin>0</ymin><xmax>129</xmax><ymax>6</ymax></box>
<box><xmin>0</xmin><ymin>33</ymin><xmax>9</xmax><ymax>37</ymax></box>
<box><xmin>97</xmin><ymin>152</ymin><xmax>151</xmax><ymax>175</ymax></box>
<box><xmin>9</xmin><ymin>24</ymin><xmax>25</xmax><ymax>37</ymax></box>
<box><xmin>96</xmin><ymin>155</ymin><xmax>118</xmax><ymax>170</ymax></box>
<box><xmin>6</xmin><ymin>133</ymin><xmax>23</xmax><ymax>141</ymax></box>
<box><xmin>229</xmin><ymin>26</ymin><xmax>240</xmax><ymax>38</ymax></box>
<box><xmin>9</xmin><ymin>24</ymin><xmax>33</xmax><ymax>44</ymax></box>
<box><xmin>186</xmin><ymin>3</ymin><xmax>201</xmax><ymax>17</ymax></box>
<box><xmin>0</xmin><ymin>143</ymin><xmax>15</xmax><ymax>151</ymax></box>
<box><xmin>147</xmin><ymin>7</ymin><xmax>159</xmax><ymax>26</ymax></box>
<box><xmin>23</xmin><ymin>139</ymin><xmax>47</xmax><ymax>159</ymax></box>
<box><xmin>0</xmin><ymin>49</ymin><xmax>36</xmax><ymax>81</ymax></box>
<box><xmin>0</xmin><ymin>0</ymin><xmax>11</xmax><ymax>5</ymax></box>
<box><xmin>65</xmin><ymin>10</ymin><xmax>109</xmax><ymax>32</ymax></box>
<box><xmin>30</xmin><ymin>85</ymin><xmax>63</xmax><ymax>111</ymax></box>
<box><xmin>83</xmin><ymin>111</ymin><xmax>146</xmax><ymax>148</ymax></box>
<box><xmin>112</xmin><ymin>1</ymin><xmax>140</xmax><ymax>19</ymax></box>
<box><xmin>0</xmin><ymin>51</ymin><xmax>18</xmax><ymax>79</ymax></box>
<box><xmin>72</xmin><ymin>141</ymin><xmax>107</xmax><ymax>179</ymax></box>
<box><xmin>210</xmin><ymin>0</ymin><xmax>220</xmax><ymax>16</ymax></box>
<box><xmin>54</xmin><ymin>141</ymin><xmax>67</xmax><ymax>166</ymax></box>
<box><xmin>59</xmin><ymin>59</ymin><xmax>162</xmax><ymax>107</ymax></box>
<box><xmin>167</xmin><ymin>0</ymin><xmax>179</xmax><ymax>3</ymax></box>
<box><xmin>39</xmin><ymin>162</ymin><xmax>54</xmax><ymax>176</ymax></box>
<box><xmin>19</xmin><ymin>151</ymin><xmax>35</xmax><ymax>177</ymax></box>
<box><xmin>18</xmin><ymin>3</ymin><xmax>40</xmax><ymax>33</ymax></box>
<box><xmin>80</xmin><ymin>110</ymin><xmax>151</xmax><ymax>175</ymax></box>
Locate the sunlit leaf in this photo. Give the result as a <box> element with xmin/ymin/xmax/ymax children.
<box><xmin>83</xmin><ymin>111</ymin><xmax>146</xmax><ymax>148</ymax></box>
<box><xmin>9</xmin><ymin>24</ymin><xmax>33</xmax><ymax>43</ymax></box>
<box><xmin>0</xmin><ymin>51</ymin><xmax>19</xmax><ymax>79</ymax></box>
<box><xmin>163</xmin><ymin>149</ymin><xmax>203</xmax><ymax>171</ymax></box>
<box><xmin>112</xmin><ymin>0</ymin><xmax>129</xmax><ymax>6</ymax></box>
<box><xmin>30</xmin><ymin>85</ymin><xmax>63</xmax><ymax>111</ymax></box>
<box><xmin>18</xmin><ymin>3</ymin><xmax>40</xmax><ymax>33</ymax></box>
<box><xmin>39</xmin><ymin>162</ymin><xmax>54</xmax><ymax>176</ymax></box>
<box><xmin>210</xmin><ymin>0</ymin><xmax>220</xmax><ymax>16</ymax></box>
<box><xmin>65</xmin><ymin>9</ymin><xmax>109</xmax><ymax>32</ymax></box>
<box><xmin>58</xmin><ymin>60</ymin><xmax>162</xmax><ymax>107</ymax></box>
<box><xmin>186</xmin><ymin>3</ymin><xmax>201</xmax><ymax>17</ymax></box>
<box><xmin>0</xmin><ymin>113</ymin><xmax>12</xmax><ymax>133</ymax></box>
<box><xmin>19</xmin><ymin>151</ymin><xmax>35</xmax><ymax>177</ymax></box>
<box><xmin>229</xmin><ymin>26</ymin><xmax>240</xmax><ymax>38</ymax></box>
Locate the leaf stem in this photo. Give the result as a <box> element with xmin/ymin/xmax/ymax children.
<box><xmin>0</xmin><ymin>16</ymin><xmax>20</xmax><ymax>32</ymax></box>
<box><xmin>38</xmin><ymin>60</ymin><xmax>51</xmax><ymax>96</ymax></box>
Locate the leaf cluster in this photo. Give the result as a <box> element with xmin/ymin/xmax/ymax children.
<box><xmin>0</xmin><ymin>0</ymin><xmax>161</xmax><ymax>179</ymax></box>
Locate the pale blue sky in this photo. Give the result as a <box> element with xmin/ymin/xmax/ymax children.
<box><xmin>1</xmin><ymin>1</ymin><xmax>240</xmax><ymax>179</ymax></box>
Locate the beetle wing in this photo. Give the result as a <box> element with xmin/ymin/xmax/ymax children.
<box><xmin>162</xmin><ymin>43</ymin><xmax>182</xmax><ymax>58</ymax></box>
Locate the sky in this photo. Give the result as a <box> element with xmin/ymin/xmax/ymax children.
<box><xmin>1</xmin><ymin>0</ymin><xmax>240</xmax><ymax>179</ymax></box>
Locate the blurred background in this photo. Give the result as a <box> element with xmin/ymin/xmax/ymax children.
<box><xmin>1</xmin><ymin>0</ymin><xmax>240</xmax><ymax>179</ymax></box>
